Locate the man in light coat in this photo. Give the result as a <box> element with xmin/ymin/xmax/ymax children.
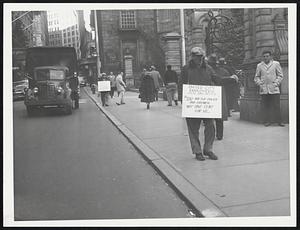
<box><xmin>116</xmin><ymin>72</ymin><xmax>126</xmax><ymax>105</ymax></box>
<box><xmin>254</xmin><ymin>50</ymin><xmax>284</xmax><ymax>126</ymax></box>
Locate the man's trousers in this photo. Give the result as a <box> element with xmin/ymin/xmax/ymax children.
<box><xmin>261</xmin><ymin>94</ymin><xmax>282</xmax><ymax>123</ymax></box>
<box><xmin>186</xmin><ymin>118</ymin><xmax>215</xmax><ymax>154</ymax></box>
<box><xmin>215</xmin><ymin>119</ymin><xmax>223</xmax><ymax>139</ymax></box>
<box><xmin>166</xmin><ymin>83</ymin><xmax>178</xmax><ymax>105</ymax></box>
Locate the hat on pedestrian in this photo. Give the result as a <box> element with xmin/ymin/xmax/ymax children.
<box><xmin>191</xmin><ymin>47</ymin><xmax>205</xmax><ymax>56</ymax></box>
<box><xmin>150</xmin><ymin>65</ymin><xmax>156</xmax><ymax>70</ymax></box>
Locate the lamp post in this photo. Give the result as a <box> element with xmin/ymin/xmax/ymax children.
<box><xmin>180</xmin><ymin>9</ymin><xmax>186</xmax><ymax>66</ymax></box>
<box><xmin>94</xmin><ymin>10</ymin><xmax>101</xmax><ymax>78</ymax></box>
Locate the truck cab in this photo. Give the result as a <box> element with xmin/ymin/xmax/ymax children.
<box><xmin>24</xmin><ymin>66</ymin><xmax>73</xmax><ymax>115</ymax></box>
<box><xmin>24</xmin><ymin>47</ymin><xmax>78</xmax><ymax>116</ymax></box>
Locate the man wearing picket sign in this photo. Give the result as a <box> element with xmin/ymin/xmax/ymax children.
<box><xmin>98</xmin><ymin>73</ymin><xmax>111</xmax><ymax>106</ymax></box>
<box><xmin>181</xmin><ymin>47</ymin><xmax>223</xmax><ymax>161</ymax></box>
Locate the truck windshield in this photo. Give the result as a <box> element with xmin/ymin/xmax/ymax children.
<box><xmin>35</xmin><ymin>69</ymin><xmax>65</xmax><ymax>81</ymax></box>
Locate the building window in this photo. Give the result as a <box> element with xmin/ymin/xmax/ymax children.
<box><xmin>120</xmin><ymin>10</ymin><xmax>136</xmax><ymax>29</ymax></box>
<box><xmin>64</xmin><ymin>38</ymin><xmax>67</xmax><ymax>43</ymax></box>
<box><xmin>68</xmin><ymin>32</ymin><xmax>71</xmax><ymax>36</ymax></box>
<box><xmin>72</xmin><ymin>31</ymin><xmax>75</xmax><ymax>36</ymax></box>
<box><xmin>68</xmin><ymin>38</ymin><xmax>71</xmax><ymax>43</ymax></box>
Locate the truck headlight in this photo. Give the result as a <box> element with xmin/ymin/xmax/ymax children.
<box><xmin>33</xmin><ymin>87</ymin><xmax>38</xmax><ymax>95</ymax></box>
<box><xmin>56</xmin><ymin>86</ymin><xmax>64</xmax><ymax>95</ymax></box>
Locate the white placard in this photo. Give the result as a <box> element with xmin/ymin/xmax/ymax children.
<box><xmin>182</xmin><ymin>84</ymin><xmax>222</xmax><ymax>118</ymax></box>
<box><xmin>98</xmin><ymin>81</ymin><xmax>111</xmax><ymax>92</ymax></box>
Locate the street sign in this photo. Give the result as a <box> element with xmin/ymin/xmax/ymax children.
<box><xmin>182</xmin><ymin>84</ymin><xmax>222</xmax><ymax>118</ymax></box>
<box><xmin>98</xmin><ymin>81</ymin><xmax>111</xmax><ymax>92</ymax></box>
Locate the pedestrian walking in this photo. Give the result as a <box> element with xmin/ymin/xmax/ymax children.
<box><xmin>108</xmin><ymin>72</ymin><xmax>116</xmax><ymax>98</ymax></box>
<box><xmin>69</xmin><ymin>73</ymin><xmax>79</xmax><ymax>109</ymax></box>
<box><xmin>164</xmin><ymin>65</ymin><xmax>179</xmax><ymax>106</ymax></box>
<box><xmin>182</xmin><ymin>47</ymin><xmax>221</xmax><ymax>161</ymax></box>
<box><xmin>254</xmin><ymin>50</ymin><xmax>284</xmax><ymax>127</ymax></box>
<box><xmin>98</xmin><ymin>73</ymin><xmax>110</xmax><ymax>106</ymax></box>
<box><xmin>150</xmin><ymin>65</ymin><xmax>163</xmax><ymax>101</ymax></box>
<box><xmin>208</xmin><ymin>54</ymin><xmax>238</xmax><ymax>140</ymax></box>
<box><xmin>116</xmin><ymin>71</ymin><xmax>126</xmax><ymax>105</ymax></box>
<box><xmin>139</xmin><ymin>69</ymin><xmax>156</xmax><ymax>109</ymax></box>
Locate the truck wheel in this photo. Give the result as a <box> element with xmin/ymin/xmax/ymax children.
<box><xmin>26</xmin><ymin>106</ymin><xmax>35</xmax><ymax>116</ymax></box>
<box><xmin>64</xmin><ymin>104</ymin><xmax>72</xmax><ymax>115</ymax></box>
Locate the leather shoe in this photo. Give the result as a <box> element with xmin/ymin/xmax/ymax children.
<box><xmin>264</xmin><ymin>122</ymin><xmax>271</xmax><ymax>127</ymax></box>
<box><xmin>278</xmin><ymin>123</ymin><xmax>285</xmax><ymax>127</ymax></box>
<box><xmin>204</xmin><ymin>151</ymin><xmax>218</xmax><ymax>160</ymax></box>
<box><xmin>195</xmin><ymin>153</ymin><xmax>205</xmax><ymax>161</ymax></box>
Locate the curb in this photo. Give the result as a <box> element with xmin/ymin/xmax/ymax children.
<box><xmin>83</xmin><ymin>87</ymin><xmax>227</xmax><ymax>218</ymax></box>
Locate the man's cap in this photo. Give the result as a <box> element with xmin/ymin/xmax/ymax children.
<box><xmin>191</xmin><ymin>47</ymin><xmax>205</xmax><ymax>56</ymax></box>
<box><xmin>150</xmin><ymin>65</ymin><xmax>156</xmax><ymax>70</ymax></box>
<box><xmin>219</xmin><ymin>57</ymin><xmax>225</xmax><ymax>61</ymax></box>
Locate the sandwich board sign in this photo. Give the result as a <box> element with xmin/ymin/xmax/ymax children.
<box><xmin>182</xmin><ymin>84</ymin><xmax>222</xmax><ymax>118</ymax></box>
<box><xmin>98</xmin><ymin>81</ymin><xmax>111</xmax><ymax>92</ymax></box>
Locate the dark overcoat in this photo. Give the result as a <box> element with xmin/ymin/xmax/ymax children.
<box><xmin>139</xmin><ymin>73</ymin><xmax>156</xmax><ymax>103</ymax></box>
<box><xmin>213</xmin><ymin>66</ymin><xmax>237</xmax><ymax>121</ymax></box>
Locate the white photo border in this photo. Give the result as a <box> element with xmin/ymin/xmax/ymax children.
<box><xmin>3</xmin><ymin>3</ymin><xmax>297</xmax><ymax>227</ymax></box>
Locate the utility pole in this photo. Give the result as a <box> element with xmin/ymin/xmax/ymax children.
<box><xmin>94</xmin><ymin>10</ymin><xmax>101</xmax><ymax>77</ymax></box>
<box><xmin>180</xmin><ymin>9</ymin><xmax>186</xmax><ymax>66</ymax></box>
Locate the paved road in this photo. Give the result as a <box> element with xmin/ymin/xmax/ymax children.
<box><xmin>13</xmin><ymin>91</ymin><xmax>192</xmax><ymax>220</ymax></box>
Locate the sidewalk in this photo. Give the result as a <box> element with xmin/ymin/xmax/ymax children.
<box><xmin>84</xmin><ymin>88</ymin><xmax>290</xmax><ymax>217</ymax></box>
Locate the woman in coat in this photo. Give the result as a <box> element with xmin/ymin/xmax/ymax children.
<box><xmin>139</xmin><ymin>70</ymin><xmax>156</xmax><ymax>109</ymax></box>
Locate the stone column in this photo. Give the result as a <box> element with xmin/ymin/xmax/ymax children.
<box><xmin>273</xmin><ymin>11</ymin><xmax>289</xmax><ymax>122</ymax></box>
<box><xmin>163</xmin><ymin>32</ymin><xmax>181</xmax><ymax>74</ymax></box>
<box><xmin>254</xmin><ymin>9</ymin><xmax>275</xmax><ymax>57</ymax></box>
<box><xmin>240</xmin><ymin>8</ymin><xmax>289</xmax><ymax>123</ymax></box>
<box><xmin>191</xmin><ymin>26</ymin><xmax>206</xmax><ymax>51</ymax></box>
<box><xmin>124</xmin><ymin>55</ymin><xmax>134</xmax><ymax>88</ymax></box>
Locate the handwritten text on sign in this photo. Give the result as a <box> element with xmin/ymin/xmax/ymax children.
<box><xmin>182</xmin><ymin>84</ymin><xmax>222</xmax><ymax>118</ymax></box>
<box><xmin>98</xmin><ymin>81</ymin><xmax>111</xmax><ymax>92</ymax></box>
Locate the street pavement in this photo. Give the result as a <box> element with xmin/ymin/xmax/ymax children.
<box><xmin>85</xmin><ymin>87</ymin><xmax>290</xmax><ymax>217</ymax></box>
<box><xmin>13</xmin><ymin>92</ymin><xmax>193</xmax><ymax>220</ymax></box>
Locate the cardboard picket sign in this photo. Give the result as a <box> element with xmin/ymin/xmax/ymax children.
<box><xmin>182</xmin><ymin>84</ymin><xmax>222</xmax><ymax>118</ymax></box>
<box><xmin>98</xmin><ymin>81</ymin><xmax>111</xmax><ymax>92</ymax></box>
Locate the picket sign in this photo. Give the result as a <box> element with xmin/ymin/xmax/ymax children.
<box><xmin>98</xmin><ymin>81</ymin><xmax>111</xmax><ymax>92</ymax></box>
<box><xmin>182</xmin><ymin>84</ymin><xmax>222</xmax><ymax>118</ymax></box>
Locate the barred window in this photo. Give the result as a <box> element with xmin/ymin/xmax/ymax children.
<box><xmin>120</xmin><ymin>10</ymin><xmax>136</xmax><ymax>29</ymax></box>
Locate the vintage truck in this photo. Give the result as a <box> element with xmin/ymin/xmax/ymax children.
<box><xmin>24</xmin><ymin>47</ymin><xmax>78</xmax><ymax>116</ymax></box>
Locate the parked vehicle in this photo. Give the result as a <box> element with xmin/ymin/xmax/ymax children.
<box><xmin>24</xmin><ymin>47</ymin><xmax>78</xmax><ymax>116</ymax></box>
<box><xmin>13</xmin><ymin>79</ymin><xmax>28</xmax><ymax>101</ymax></box>
<box><xmin>78</xmin><ymin>75</ymin><xmax>87</xmax><ymax>87</ymax></box>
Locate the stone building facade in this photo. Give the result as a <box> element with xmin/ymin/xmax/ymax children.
<box><xmin>12</xmin><ymin>11</ymin><xmax>49</xmax><ymax>48</ymax></box>
<box><xmin>92</xmin><ymin>10</ymin><xmax>164</xmax><ymax>87</ymax></box>
<box><xmin>91</xmin><ymin>8</ymin><xmax>289</xmax><ymax>123</ymax></box>
<box><xmin>47</xmin><ymin>10</ymin><xmax>84</xmax><ymax>59</ymax></box>
<box><xmin>240</xmin><ymin>8</ymin><xmax>288</xmax><ymax>123</ymax></box>
<box><xmin>156</xmin><ymin>8</ymin><xmax>289</xmax><ymax>123</ymax></box>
